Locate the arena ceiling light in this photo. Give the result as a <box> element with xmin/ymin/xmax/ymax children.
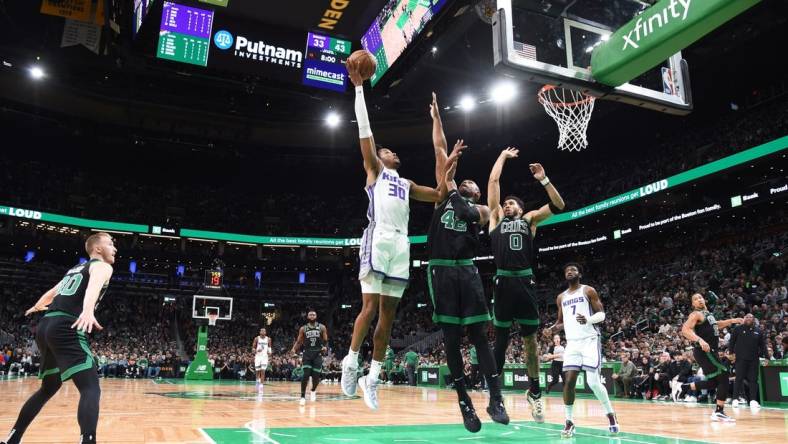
<box><xmin>459</xmin><ymin>96</ymin><xmax>476</xmax><ymax>112</ymax></box>
<box><xmin>325</xmin><ymin>112</ymin><xmax>341</xmax><ymax>128</ymax></box>
<box><xmin>490</xmin><ymin>81</ymin><xmax>517</xmax><ymax>103</ymax></box>
<box><xmin>28</xmin><ymin>65</ymin><xmax>45</xmax><ymax>80</ymax></box>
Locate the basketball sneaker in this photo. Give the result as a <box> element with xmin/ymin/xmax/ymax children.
<box><xmin>459</xmin><ymin>399</ymin><xmax>481</xmax><ymax>433</ymax></box>
<box><xmin>486</xmin><ymin>398</ymin><xmax>510</xmax><ymax>425</ymax></box>
<box><xmin>561</xmin><ymin>420</ymin><xmax>576</xmax><ymax>438</ymax></box>
<box><xmin>341</xmin><ymin>355</ymin><xmax>358</xmax><ymax>397</ymax></box>
<box><xmin>749</xmin><ymin>400</ymin><xmax>760</xmax><ymax>409</ymax></box>
<box><xmin>607</xmin><ymin>413</ymin><xmax>620</xmax><ymax>434</ymax></box>
<box><xmin>358</xmin><ymin>375</ymin><xmax>379</xmax><ymax>410</ymax></box>
<box><xmin>299</xmin><ymin>397</ymin><xmax>306</xmax><ymax>406</ymax></box>
<box><xmin>527</xmin><ymin>390</ymin><xmax>545</xmax><ymax>423</ymax></box>
<box><xmin>310</xmin><ymin>390</ymin><xmax>317</xmax><ymax>402</ymax></box>
<box><xmin>710</xmin><ymin>411</ymin><xmax>735</xmax><ymax>422</ymax></box>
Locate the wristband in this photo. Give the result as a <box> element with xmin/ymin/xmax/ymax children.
<box><xmin>540</xmin><ymin>176</ymin><xmax>550</xmax><ymax>186</ymax></box>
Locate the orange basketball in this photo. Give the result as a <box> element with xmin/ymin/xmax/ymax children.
<box><xmin>348</xmin><ymin>50</ymin><xmax>377</xmax><ymax>80</ymax></box>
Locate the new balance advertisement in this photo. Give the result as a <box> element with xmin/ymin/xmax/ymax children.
<box><xmin>209</xmin><ymin>15</ymin><xmax>304</xmax><ymax>83</ymax></box>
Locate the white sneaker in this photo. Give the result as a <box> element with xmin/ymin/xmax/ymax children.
<box><xmin>732</xmin><ymin>399</ymin><xmax>740</xmax><ymax>408</ymax></box>
<box><xmin>749</xmin><ymin>400</ymin><xmax>760</xmax><ymax>409</ymax></box>
<box><xmin>710</xmin><ymin>411</ymin><xmax>735</xmax><ymax>422</ymax></box>
<box><xmin>685</xmin><ymin>396</ymin><xmax>698</xmax><ymax>403</ymax></box>
<box><xmin>341</xmin><ymin>355</ymin><xmax>359</xmax><ymax>397</ymax></box>
<box><xmin>527</xmin><ymin>391</ymin><xmax>545</xmax><ymax>423</ymax></box>
<box><xmin>358</xmin><ymin>375</ymin><xmax>379</xmax><ymax>411</ymax></box>
<box><xmin>310</xmin><ymin>391</ymin><xmax>317</xmax><ymax>402</ymax></box>
<box><xmin>299</xmin><ymin>397</ymin><xmax>306</xmax><ymax>406</ymax></box>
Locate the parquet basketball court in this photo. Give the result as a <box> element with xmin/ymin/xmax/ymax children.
<box><xmin>1</xmin><ymin>377</ymin><xmax>785</xmax><ymax>443</ymax></box>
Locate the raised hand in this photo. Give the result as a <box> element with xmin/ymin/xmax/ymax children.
<box><xmin>345</xmin><ymin>59</ymin><xmax>363</xmax><ymax>87</ymax></box>
<box><xmin>529</xmin><ymin>163</ymin><xmax>546</xmax><ymax>181</ymax></box>
<box><xmin>446</xmin><ymin>139</ymin><xmax>468</xmax><ymax>166</ymax></box>
<box><xmin>500</xmin><ymin>147</ymin><xmax>519</xmax><ymax>159</ymax></box>
<box><xmin>430</xmin><ymin>92</ymin><xmax>440</xmax><ymax>120</ymax></box>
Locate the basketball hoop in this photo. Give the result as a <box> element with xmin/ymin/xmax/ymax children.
<box><xmin>537</xmin><ymin>85</ymin><xmax>596</xmax><ymax>151</ymax></box>
<box><xmin>207</xmin><ymin>313</ymin><xmax>218</xmax><ymax>326</ymax></box>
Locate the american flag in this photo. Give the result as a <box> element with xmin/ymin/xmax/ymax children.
<box><xmin>513</xmin><ymin>41</ymin><xmax>537</xmax><ymax>60</ymax></box>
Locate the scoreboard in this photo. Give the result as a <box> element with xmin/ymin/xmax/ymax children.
<box><xmin>302</xmin><ymin>32</ymin><xmax>352</xmax><ymax>93</ymax></box>
<box><xmin>156</xmin><ymin>1</ymin><xmax>214</xmax><ymax>67</ymax></box>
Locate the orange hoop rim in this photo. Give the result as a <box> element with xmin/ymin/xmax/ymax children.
<box><xmin>537</xmin><ymin>84</ymin><xmax>595</xmax><ymax>107</ymax></box>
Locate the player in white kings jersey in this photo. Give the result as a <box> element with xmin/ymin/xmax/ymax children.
<box><xmin>341</xmin><ymin>60</ymin><xmax>453</xmax><ymax>410</ymax></box>
<box><xmin>253</xmin><ymin>328</ymin><xmax>271</xmax><ymax>388</ymax></box>
<box><xmin>544</xmin><ymin>263</ymin><xmax>619</xmax><ymax>438</ymax></box>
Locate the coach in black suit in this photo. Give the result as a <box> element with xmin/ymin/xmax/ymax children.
<box><xmin>729</xmin><ymin>313</ymin><xmax>766</xmax><ymax>406</ymax></box>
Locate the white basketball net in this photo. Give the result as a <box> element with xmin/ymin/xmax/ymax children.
<box><xmin>208</xmin><ymin>314</ymin><xmax>218</xmax><ymax>326</ymax></box>
<box><xmin>538</xmin><ymin>85</ymin><xmax>596</xmax><ymax>151</ymax></box>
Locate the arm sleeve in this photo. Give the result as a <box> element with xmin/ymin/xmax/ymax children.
<box><xmin>448</xmin><ymin>190</ymin><xmax>480</xmax><ymax>223</ymax></box>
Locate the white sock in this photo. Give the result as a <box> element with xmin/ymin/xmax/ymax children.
<box><xmin>369</xmin><ymin>360</ymin><xmax>383</xmax><ymax>383</ymax></box>
<box><xmin>565</xmin><ymin>405</ymin><xmax>574</xmax><ymax>421</ymax></box>
<box><xmin>347</xmin><ymin>349</ymin><xmax>360</xmax><ymax>365</ymax></box>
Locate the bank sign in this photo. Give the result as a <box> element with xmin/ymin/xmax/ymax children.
<box><xmin>209</xmin><ymin>14</ymin><xmax>304</xmax><ymax>83</ymax></box>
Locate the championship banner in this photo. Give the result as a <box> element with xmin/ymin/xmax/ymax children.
<box><xmin>41</xmin><ymin>0</ymin><xmax>105</xmax><ymax>25</ymax></box>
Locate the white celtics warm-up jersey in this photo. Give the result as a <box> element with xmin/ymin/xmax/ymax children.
<box><xmin>560</xmin><ymin>285</ymin><xmax>600</xmax><ymax>341</ymax></box>
<box><xmin>365</xmin><ymin>167</ymin><xmax>410</xmax><ymax>232</ymax></box>
<box><xmin>255</xmin><ymin>336</ymin><xmax>269</xmax><ymax>355</ymax></box>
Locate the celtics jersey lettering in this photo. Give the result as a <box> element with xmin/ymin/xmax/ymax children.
<box><xmin>490</xmin><ymin>216</ymin><xmax>534</xmax><ymax>270</ymax></box>
<box><xmin>427</xmin><ymin>197</ymin><xmax>480</xmax><ymax>260</ymax></box>
<box><xmin>303</xmin><ymin>323</ymin><xmax>324</xmax><ymax>352</ymax></box>
<box><xmin>47</xmin><ymin>259</ymin><xmax>109</xmax><ymax>317</ymax></box>
<box><xmin>694</xmin><ymin>310</ymin><xmax>720</xmax><ymax>350</ymax></box>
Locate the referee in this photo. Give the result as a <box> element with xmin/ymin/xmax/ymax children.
<box><xmin>543</xmin><ymin>334</ymin><xmax>564</xmax><ymax>393</ymax></box>
<box><xmin>729</xmin><ymin>313</ymin><xmax>766</xmax><ymax>408</ymax></box>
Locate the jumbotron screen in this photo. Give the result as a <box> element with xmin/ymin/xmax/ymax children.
<box><xmin>361</xmin><ymin>0</ymin><xmax>447</xmax><ymax>86</ymax></box>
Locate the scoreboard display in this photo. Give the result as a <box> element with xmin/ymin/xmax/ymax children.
<box><xmin>156</xmin><ymin>1</ymin><xmax>214</xmax><ymax>67</ymax></box>
<box><xmin>204</xmin><ymin>270</ymin><xmax>223</xmax><ymax>288</ymax></box>
<box><xmin>302</xmin><ymin>32</ymin><xmax>352</xmax><ymax>92</ymax></box>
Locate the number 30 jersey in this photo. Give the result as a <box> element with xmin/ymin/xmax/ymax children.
<box><xmin>366</xmin><ymin>167</ymin><xmax>410</xmax><ymax>233</ymax></box>
<box><xmin>490</xmin><ymin>216</ymin><xmax>534</xmax><ymax>270</ymax></box>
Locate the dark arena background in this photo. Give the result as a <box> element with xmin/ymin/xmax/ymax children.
<box><xmin>1</xmin><ymin>1</ymin><xmax>787</xmax><ymax>443</ymax></box>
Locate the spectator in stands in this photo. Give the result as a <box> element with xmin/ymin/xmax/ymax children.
<box><xmin>612</xmin><ymin>352</ymin><xmax>636</xmax><ymax>398</ymax></box>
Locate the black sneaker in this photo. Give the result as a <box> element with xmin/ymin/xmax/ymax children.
<box><xmin>459</xmin><ymin>400</ymin><xmax>482</xmax><ymax>433</ymax></box>
<box><xmin>486</xmin><ymin>398</ymin><xmax>510</xmax><ymax>425</ymax></box>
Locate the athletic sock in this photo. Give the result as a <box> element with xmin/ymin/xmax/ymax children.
<box><xmin>369</xmin><ymin>360</ymin><xmax>383</xmax><ymax>383</ymax></box>
<box><xmin>487</xmin><ymin>373</ymin><xmax>503</xmax><ymax>402</ymax></box>
<box><xmin>348</xmin><ymin>349</ymin><xmax>359</xmax><ymax>364</ymax></box>
<box><xmin>80</xmin><ymin>432</ymin><xmax>96</xmax><ymax>443</ymax></box>
<box><xmin>4</xmin><ymin>429</ymin><xmax>19</xmax><ymax>444</ymax></box>
<box><xmin>715</xmin><ymin>404</ymin><xmax>724</xmax><ymax>414</ymax></box>
<box><xmin>529</xmin><ymin>377</ymin><xmax>542</xmax><ymax>397</ymax></box>
<box><xmin>565</xmin><ymin>405</ymin><xmax>574</xmax><ymax>422</ymax></box>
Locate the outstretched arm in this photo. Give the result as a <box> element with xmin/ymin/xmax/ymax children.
<box><xmin>487</xmin><ymin>147</ymin><xmax>518</xmax><ymax>230</ymax></box>
<box><xmin>25</xmin><ymin>283</ymin><xmax>60</xmax><ymax>316</ymax></box>
<box><xmin>412</xmin><ymin>139</ymin><xmax>468</xmax><ymax>202</ymax></box>
<box><xmin>524</xmin><ymin>163</ymin><xmax>566</xmax><ymax>228</ymax></box>
<box><xmin>445</xmin><ymin>152</ymin><xmax>481</xmax><ymax>224</ymax></box>
<box><xmin>430</xmin><ymin>92</ymin><xmax>448</xmax><ymax>187</ymax></box>
<box><xmin>347</xmin><ymin>59</ymin><xmax>382</xmax><ymax>185</ymax></box>
<box><xmin>717</xmin><ymin>318</ymin><xmax>744</xmax><ymax>329</ymax></box>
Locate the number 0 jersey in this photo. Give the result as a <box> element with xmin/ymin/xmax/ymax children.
<box><xmin>490</xmin><ymin>216</ymin><xmax>534</xmax><ymax>270</ymax></box>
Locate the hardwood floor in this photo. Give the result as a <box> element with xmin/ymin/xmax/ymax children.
<box><xmin>0</xmin><ymin>377</ymin><xmax>784</xmax><ymax>443</ymax></box>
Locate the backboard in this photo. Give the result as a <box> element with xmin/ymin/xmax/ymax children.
<box><xmin>493</xmin><ymin>0</ymin><xmax>692</xmax><ymax>114</ymax></box>
<box><xmin>192</xmin><ymin>295</ymin><xmax>233</xmax><ymax>322</ymax></box>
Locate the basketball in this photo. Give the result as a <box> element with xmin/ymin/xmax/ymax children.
<box><xmin>348</xmin><ymin>49</ymin><xmax>377</xmax><ymax>80</ymax></box>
